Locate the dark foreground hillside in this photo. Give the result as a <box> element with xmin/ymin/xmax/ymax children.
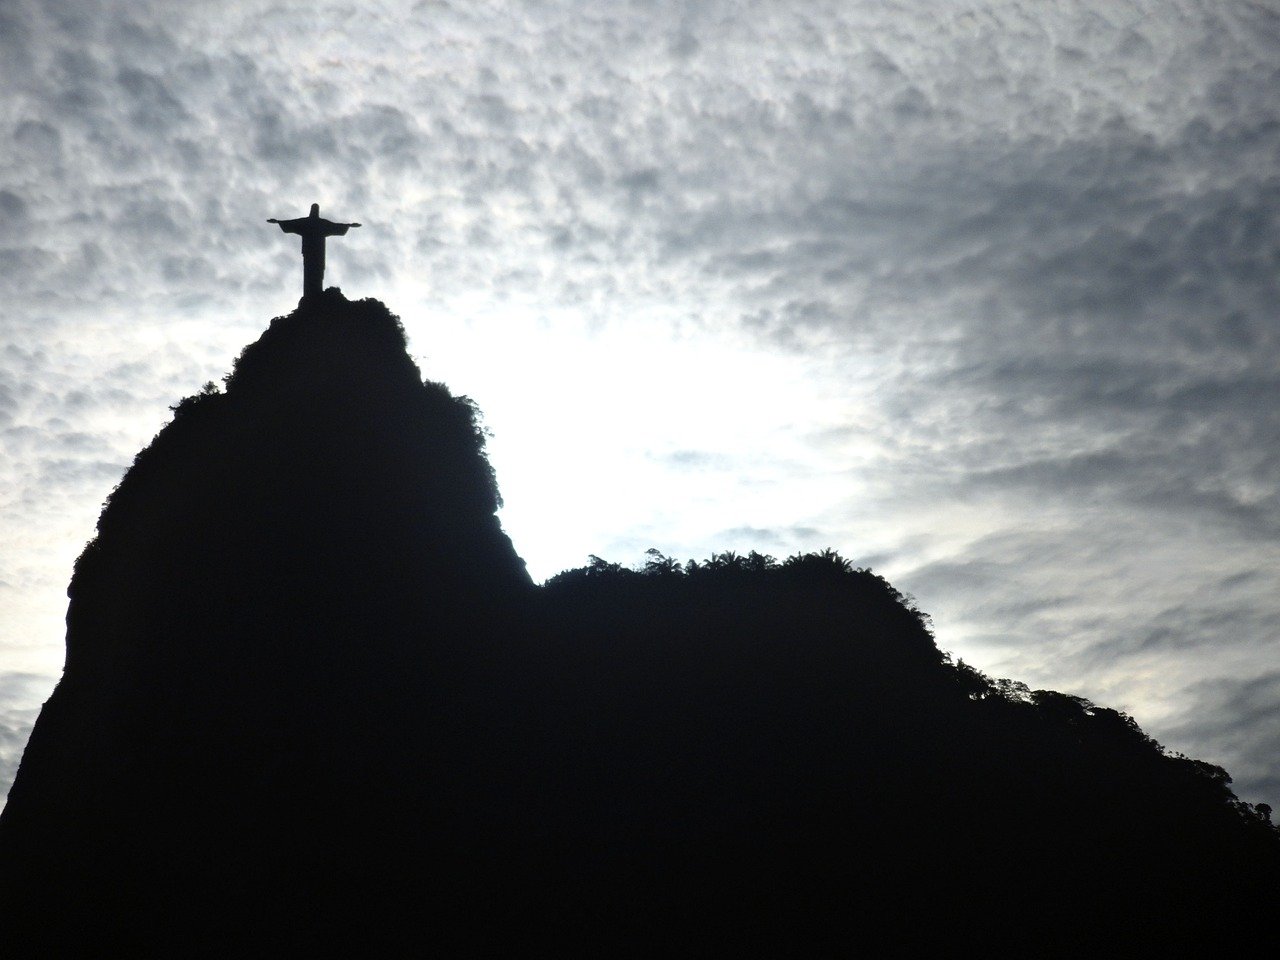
<box><xmin>1</xmin><ymin>291</ymin><xmax>1275</xmax><ymax>957</ymax></box>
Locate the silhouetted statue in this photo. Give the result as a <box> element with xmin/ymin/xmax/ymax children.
<box><xmin>268</xmin><ymin>203</ymin><xmax>361</xmax><ymax>298</ymax></box>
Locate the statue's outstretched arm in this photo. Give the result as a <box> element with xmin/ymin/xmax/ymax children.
<box><xmin>320</xmin><ymin>221</ymin><xmax>360</xmax><ymax>237</ymax></box>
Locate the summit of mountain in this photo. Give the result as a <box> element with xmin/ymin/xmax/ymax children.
<box><xmin>1</xmin><ymin>289</ymin><xmax>1276</xmax><ymax>957</ymax></box>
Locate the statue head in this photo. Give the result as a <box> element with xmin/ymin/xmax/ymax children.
<box><xmin>309</xmin><ymin>203</ymin><xmax>320</xmax><ymax>217</ymax></box>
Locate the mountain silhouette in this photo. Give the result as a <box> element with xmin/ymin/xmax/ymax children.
<box><xmin>1</xmin><ymin>290</ymin><xmax>1276</xmax><ymax>957</ymax></box>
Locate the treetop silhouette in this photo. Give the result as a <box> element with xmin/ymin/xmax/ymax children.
<box><xmin>268</xmin><ymin>202</ymin><xmax>362</xmax><ymax>298</ymax></box>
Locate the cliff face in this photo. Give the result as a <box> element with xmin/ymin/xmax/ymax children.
<box><xmin>70</xmin><ymin>288</ymin><xmax>529</xmax><ymax>660</ymax></box>
<box><xmin>1</xmin><ymin>291</ymin><xmax>1277</xmax><ymax>957</ymax></box>
<box><xmin>0</xmin><ymin>291</ymin><xmax>534</xmax><ymax>954</ymax></box>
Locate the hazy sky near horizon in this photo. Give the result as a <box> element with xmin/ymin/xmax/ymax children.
<box><xmin>2</xmin><ymin>0</ymin><xmax>1279</xmax><ymax>810</ymax></box>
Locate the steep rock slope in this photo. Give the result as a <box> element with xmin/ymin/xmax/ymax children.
<box><xmin>0</xmin><ymin>291</ymin><xmax>532</xmax><ymax>955</ymax></box>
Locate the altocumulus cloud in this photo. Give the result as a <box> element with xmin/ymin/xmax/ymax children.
<box><xmin>1166</xmin><ymin>671</ymin><xmax>1280</xmax><ymax>807</ymax></box>
<box><xmin>1</xmin><ymin>0</ymin><xmax>1279</xmax><ymax>808</ymax></box>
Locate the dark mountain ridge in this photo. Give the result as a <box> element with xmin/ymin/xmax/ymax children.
<box><xmin>1</xmin><ymin>291</ymin><xmax>1276</xmax><ymax>956</ymax></box>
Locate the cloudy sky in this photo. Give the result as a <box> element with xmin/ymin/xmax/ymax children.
<box><xmin>2</xmin><ymin>0</ymin><xmax>1278</xmax><ymax>810</ymax></box>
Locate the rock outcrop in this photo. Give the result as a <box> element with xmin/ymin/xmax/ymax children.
<box><xmin>2</xmin><ymin>290</ymin><xmax>1277</xmax><ymax>957</ymax></box>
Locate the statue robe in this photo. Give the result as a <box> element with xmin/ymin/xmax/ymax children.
<box><xmin>275</xmin><ymin>214</ymin><xmax>355</xmax><ymax>297</ymax></box>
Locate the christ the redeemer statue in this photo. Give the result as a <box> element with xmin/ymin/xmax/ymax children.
<box><xmin>268</xmin><ymin>203</ymin><xmax>361</xmax><ymax>298</ymax></box>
